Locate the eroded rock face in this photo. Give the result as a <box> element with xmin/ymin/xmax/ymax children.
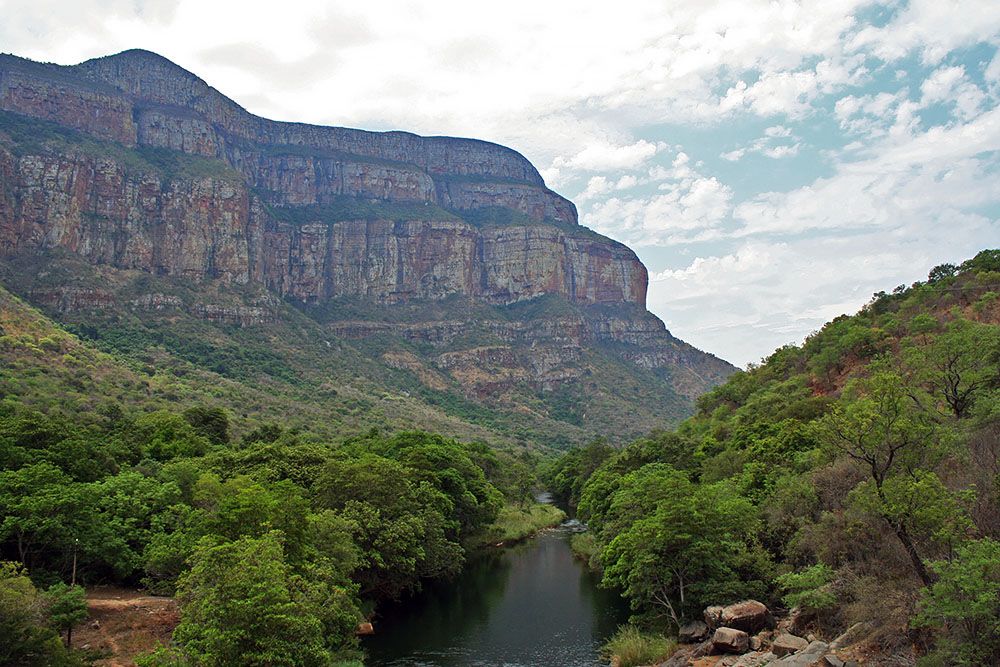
<box><xmin>0</xmin><ymin>49</ymin><xmax>736</xmax><ymax>399</ymax></box>
<box><xmin>0</xmin><ymin>146</ymin><xmax>646</xmax><ymax>308</ymax></box>
<box><xmin>0</xmin><ymin>48</ymin><xmax>645</xmax><ymax>309</ymax></box>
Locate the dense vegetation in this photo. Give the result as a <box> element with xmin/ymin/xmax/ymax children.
<box><xmin>546</xmin><ymin>250</ymin><xmax>1000</xmax><ymax>665</ymax></box>
<box><xmin>0</xmin><ymin>396</ymin><xmax>543</xmax><ymax>664</ymax></box>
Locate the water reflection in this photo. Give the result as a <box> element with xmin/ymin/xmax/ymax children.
<box><xmin>364</xmin><ymin>522</ymin><xmax>628</xmax><ymax>666</ymax></box>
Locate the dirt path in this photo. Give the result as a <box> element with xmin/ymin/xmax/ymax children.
<box><xmin>75</xmin><ymin>587</ymin><xmax>179</xmax><ymax>667</ymax></box>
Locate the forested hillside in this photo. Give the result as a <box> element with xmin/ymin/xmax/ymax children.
<box><xmin>546</xmin><ymin>250</ymin><xmax>1000</xmax><ymax>666</ymax></box>
<box><xmin>0</xmin><ymin>292</ymin><xmax>550</xmax><ymax>665</ymax></box>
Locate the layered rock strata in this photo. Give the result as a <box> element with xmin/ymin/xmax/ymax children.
<box><xmin>0</xmin><ymin>49</ymin><xmax>734</xmax><ymax>399</ymax></box>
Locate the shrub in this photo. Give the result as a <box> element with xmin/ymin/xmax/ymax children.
<box><xmin>776</xmin><ymin>563</ymin><xmax>837</xmax><ymax>613</ymax></box>
<box><xmin>913</xmin><ymin>538</ymin><xmax>1000</xmax><ymax>666</ymax></box>
<box><xmin>601</xmin><ymin>625</ymin><xmax>676</xmax><ymax>667</ymax></box>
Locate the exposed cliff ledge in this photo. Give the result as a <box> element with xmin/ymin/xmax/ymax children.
<box><xmin>0</xmin><ymin>49</ymin><xmax>735</xmax><ymax>410</ymax></box>
<box><xmin>0</xmin><ymin>50</ymin><xmax>639</xmax><ymax>307</ymax></box>
<box><xmin>0</xmin><ymin>50</ymin><xmax>576</xmax><ymax>222</ymax></box>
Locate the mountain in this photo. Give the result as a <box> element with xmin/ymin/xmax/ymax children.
<box><xmin>0</xmin><ymin>49</ymin><xmax>734</xmax><ymax>446</ymax></box>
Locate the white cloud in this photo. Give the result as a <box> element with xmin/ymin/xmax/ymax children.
<box><xmin>583</xmin><ymin>152</ymin><xmax>734</xmax><ymax>246</ymax></box>
<box><xmin>848</xmin><ymin>0</ymin><xmax>1000</xmax><ymax>65</ymax></box>
<box><xmin>720</xmin><ymin>126</ymin><xmax>801</xmax><ymax>161</ymax></box>
<box><xmin>921</xmin><ymin>66</ymin><xmax>986</xmax><ymax>121</ymax></box>
<box><xmin>649</xmin><ymin>213</ymin><xmax>996</xmax><ymax>366</ymax></box>
<box><xmin>3</xmin><ymin>0</ymin><xmax>1000</xmax><ymax>368</ymax></box>
<box><xmin>554</xmin><ymin>139</ymin><xmax>664</xmax><ymax>172</ymax></box>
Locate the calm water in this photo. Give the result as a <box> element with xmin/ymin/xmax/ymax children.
<box><xmin>363</xmin><ymin>519</ymin><xmax>629</xmax><ymax>666</ymax></box>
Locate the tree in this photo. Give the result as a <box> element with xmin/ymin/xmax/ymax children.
<box><xmin>182</xmin><ymin>407</ymin><xmax>230</xmax><ymax>446</ymax></box>
<box><xmin>0</xmin><ymin>463</ymin><xmax>104</xmax><ymax>574</ymax></box>
<box><xmin>599</xmin><ymin>464</ymin><xmax>765</xmax><ymax>627</ymax></box>
<box><xmin>173</xmin><ymin>532</ymin><xmax>332</xmax><ymax>667</ymax></box>
<box><xmin>817</xmin><ymin>369</ymin><xmax>943</xmax><ymax>585</ymax></box>
<box><xmin>903</xmin><ymin>318</ymin><xmax>1000</xmax><ymax>419</ymax></box>
<box><xmin>43</xmin><ymin>583</ymin><xmax>87</xmax><ymax>648</ymax></box>
<box><xmin>0</xmin><ymin>561</ymin><xmax>81</xmax><ymax>666</ymax></box>
<box><xmin>913</xmin><ymin>538</ymin><xmax>1000</xmax><ymax>665</ymax></box>
<box><xmin>927</xmin><ymin>263</ymin><xmax>958</xmax><ymax>283</ymax></box>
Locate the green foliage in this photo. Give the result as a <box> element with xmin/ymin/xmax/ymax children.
<box><xmin>913</xmin><ymin>538</ymin><xmax>1000</xmax><ymax>666</ymax></box>
<box><xmin>42</xmin><ymin>582</ymin><xmax>87</xmax><ymax>646</ymax></box>
<box><xmin>599</xmin><ymin>464</ymin><xmax>768</xmax><ymax>625</ymax></box>
<box><xmin>0</xmin><ymin>562</ymin><xmax>84</xmax><ymax>666</ymax></box>
<box><xmin>172</xmin><ymin>532</ymin><xmax>336</xmax><ymax>667</ymax></box>
<box><xmin>465</xmin><ymin>502</ymin><xmax>566</xmax><ymax>549</ymax></box>
<box><xmin>775</xmin><ymin>564</ymin><xmax>836</xmax><ymax>613</ymax></box>
<box><xmin>182</xmin><ymin>406</ymin><xmax>230</xmax><ymax>446</ymax></box>
<box><xmin>601</xmin><ymin>625</ymin><xmax>676</xmax><ymax>667</ymax></box>
<box><xmin>546</xmin><ymin>251</ymin><xmax>1000</xmax><ymax>654</ymax></box>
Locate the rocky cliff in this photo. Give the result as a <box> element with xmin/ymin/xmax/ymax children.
<box><xmin>0</xmin><ymin>50</ymin><xmax>641</xmax><ymax>307</ymax></box>
<box><xmin>0</xmin><ymin>49</ymin><xmax>734</xmax><ymax>436</ymax></box>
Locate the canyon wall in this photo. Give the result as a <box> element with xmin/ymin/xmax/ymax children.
<box><xmin>0</xmin><ymin>49</ymin><xmax>734</xmax><ymax>402</ymax></box>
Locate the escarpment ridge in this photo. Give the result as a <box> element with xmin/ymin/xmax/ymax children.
<box><xmin>0</xmin><ymin>49</ymin><xmax>734</xmax><ymax>442</ymax></box>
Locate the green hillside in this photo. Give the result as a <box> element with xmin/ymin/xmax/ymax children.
<box><xmin>0</xmin><ymin>251</ymin><xmax>705</xmax><ymax>450</ymax></box>
<box><xmin>547</xmin><ymin>250</ymin><xmax>1000</xmax><ymax>665</ymax></box>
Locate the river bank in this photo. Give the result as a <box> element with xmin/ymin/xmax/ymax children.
<box><xmin>464</xmin><ymin>501</ymin><xmax>567</xmax><ymax>550</ymax></box>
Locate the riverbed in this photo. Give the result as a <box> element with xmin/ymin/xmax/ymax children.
<box><xmin>363</xmin><ymin>519</ymin><xmax>628</xmax><ymax>666</ymax></box>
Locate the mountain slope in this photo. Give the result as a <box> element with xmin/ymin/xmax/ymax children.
<box><xmin>0</xmin><ymin>50</ymin><xmax>734</xmax><ymax>445</ymax></box>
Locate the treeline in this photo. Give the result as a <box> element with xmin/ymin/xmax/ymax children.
<box><xmin>545</xmin><ymin>250</ymin><xmax>1000</xmax><ymax>666</ymax></box>
<box><xmin>0</xmin><ymin>402</ymin><xmax>537</xmax><ymax>665</ymax></box>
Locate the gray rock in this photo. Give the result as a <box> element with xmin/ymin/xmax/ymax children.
<box><xmin>678</xmin><ymin>620</ymin><xmax>710</xmax><ymax>643</ymax></box>
<box><xmin>802</xmin><ymin>640</ymin><xmax>829</xmax><ymax>655</ymax></box>
<box><xmin>829</xmin><ymin>622</ymin><xmax>870</xmax><ymax>651</ymax></box>
<box><xmin>732</xmin><ymin>651</ymin><xmax>778</xmax><ymax>667</ymax></box>
<box><xmin>712</xmin><ymin>627</ymin><xmax>750</xmax><ymax>654</ymax></box>
<box><xmin>720</xmin><ymin>600</ymin><xmax>771</xmax><ymax>633</ymax></box>
<box><xmin>705</xmin><ymin>605</ymin><xmax>726</xmax><ymax>629</ymax></box>
<box><xmin>821</xmin><ymin>656</ymin><xmax>845</xmax><ymax>667</ymax></box>
<box><xmin>771</xmin><ymin>633</ymin><xmax>809</xmax><ymax>657</ymax></box>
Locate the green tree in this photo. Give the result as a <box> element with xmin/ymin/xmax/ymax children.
<box><xmin>173</xmin><ymin>532</ymin><xmax>331</xmax><ymax>666</ymax></box>
<box><xmin>182</xmin><ymin>406</ymin><xmax>230</xmax><ymax>446</ymax></box>
<box><xmin>903</xmin><ymin>318</ymin><xmax>1000</xmax><ymax>419</ymax></box>
<box><xmin>817</xmin><ymin>370</ymin><xmax>943</xmax><ymax>585</ymax></box>
<box><xmin>0</xmin><ymin>561</ymin><xmax>81</xmax><ymax>666</ymax></box>
<box><xmin>0</xmin><ymin>463</ymin><xmax>101</xmax><ymax>573</ymax></box>
<box><xmin>600</xmin><ymin>464</ymin><xmax>765</xmax><ymax>627</ymax></box>
<box><xmin>43</xmin><ymin>582</ymin><xmax>87</xmax><ymax>648</ymax></box>
<box><xmin>913</xmin><ymin>538</ymin><xmax>1000</xmax><ymax>665</ymax></box>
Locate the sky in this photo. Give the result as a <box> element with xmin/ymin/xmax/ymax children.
<box><xmin>2</xmin><ymin>0</ymin><xmax>999</xmax><ymax>367</ymax></box>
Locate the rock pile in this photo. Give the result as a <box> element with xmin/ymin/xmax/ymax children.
<box><xmin>659</xmin><ymin>601</ymin><xmax>860</xmax><ymax>667</ymax></box>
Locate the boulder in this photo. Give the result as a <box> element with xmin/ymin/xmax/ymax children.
<box><xmin>828</xmin><ymin>622</ymin><xmax>869</xmax><ymax>651</ymax></box>
<box><xmin>786</xmin><ymin>607</ymin><xmax>813</xmax><ymax>636</ymax></box>
<box><xmin>712</xmin><ymin>627</ymin><xmax>749</xmax><ymax>654</ymax></box>
<box><xmin>705</xmin><ymin>605</ymin><xmax>725</xmax><ymax>629</ymax></box>
<box><xmin>733</xmin><ymin>652</ymin><xmax>778</xmax><ymax>667</ymax></box>
<box><xmin>771</xmin><ymin>633</ymin><xmax>809</xmax><ymax>657</ymax></box>
<box><xmin>802</xmin><ymin>641</ymin><xmax>829</xmax><ymax>655</ymax></box>
<box><xmin>720</xmin><ymin>600</ymin><xmax>771</xmax><ymax>633</ymax></box>
<box><xmin>679</xmin><ymin>620</ymin><xmax>710</xmax><ymax>643</ymax></box>
<box><xmin>355</xmin><ymin>621</ymin><xmax>374</xmax><ymax>635</ymax></box>
<box><xmin>770</xmin><ymin>641</ymin><xmax>831</xmax><ymax>666</ymax></box>
<box><xmin>821</xmin><ymin>656</ymin><xmax>845</xmax><ymax>667</ymax></box>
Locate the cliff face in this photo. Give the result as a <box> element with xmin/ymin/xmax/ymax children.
<box><xmin>0</xmin><ymin>49</ymin><xmax>734</xmax><ymax>415</ymax></box>
<box><xmin>0</xmin><ymin>50</ymin><xmax>636</xmax><ymax>307</ymax></box>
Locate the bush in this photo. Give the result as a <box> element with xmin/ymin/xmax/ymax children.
<box><xmin>601</xmin><ymin>625</ymin><xmax>675</xmax><ymax>667</ymax></box>
<box><xmin>913</xmin><ymin>538</ymin><xmax>1000</xmax><ymax>666</ymax></box>
<box><xmin>775</xmin><ymin>563</ymin><xmax>837</xmax><ymax>613</ymax></box>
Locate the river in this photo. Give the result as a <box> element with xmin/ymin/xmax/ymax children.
<box><xmin>363</xmin><ymin>512</ymin><xmax>629</xmax><ymax>666</ymax></box>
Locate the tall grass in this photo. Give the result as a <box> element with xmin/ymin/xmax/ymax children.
<box><xmin>466</xmin><ymin>503</ymin><xmax>566</xmax><ymax>549</ymax></box>
<box><xmin>601</xmin><ymin>625</ymin><xmax>676</xmax><ymax>667</ymax></box>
